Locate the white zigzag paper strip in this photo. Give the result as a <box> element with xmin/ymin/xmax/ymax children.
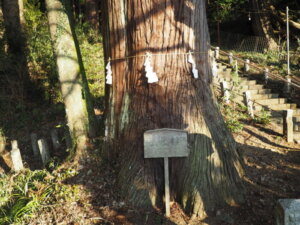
<box><xmin>144</xmin><ymin>53</ymin><xmax>158</xmax><ymax>83</ymax></box>
<box><xmin>188</xmin><ymin>52</ymin><xmax>199</xmax><ymax>79</ymax></box>
<box><xmin>105</xmin><ymin>60</ymin><xmax>112</xmax><ymax>85</ymax></box>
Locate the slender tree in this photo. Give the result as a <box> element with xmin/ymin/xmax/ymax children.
<box><xmin>103</xmin><ymin>0</ymin><xmax>244</xmax><ymax>218</ymax></box>
<box><xmin>1</xmin><ymin>0</ymin><xmax>26</xmax><ymax>54</ymax></box>
<box><xmin>46</xmin><ymin>0</ymin><xmax>97</xmax><ymax>156</ymax></box>
<box><xmin>1</xmin><ymin>0</ymin><xmax>34</xmax><ymax>101</ymax></box>
<box><xmin>85</xmin><ymin>0</ymin><xmax>99</xmax><ymax>30</ymax></box>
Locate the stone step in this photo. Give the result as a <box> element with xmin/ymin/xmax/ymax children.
<box><xmin>237</xmin><ymin>84</ymin><xmax>265</xmax><ymax>91</ymax></box>
<box><xmin>217</xmin><ymin>63</ymin><xmax>226</xmax><ymax>69</ymax></box>
<box><xmin>218</xmin><ymin>69</ymin><xmax>231</xmax><ymax>76</ymax></box>
<box><xmin>214</xmin><ymin>77</ymin><xmax>232</xmax><ymax>83</ymax></box>
<box><xmin>255</xmin><ymin>98</ymin><xmax>287</xmax><ymax>105</ymax></box>
<box><xmin>294</xmin><ymin>132</ymin><xmax>300</xmax><ymax>140</ymax></box>
<box><xmin>294</xmin><ymin>124</ymin><xmax>300</xmax><ymax>132</ymax></box>
<box><xmin>239</xmin><ymin>80</ymin><xmax>257</xmax><ymax>85</ymax></box>
<box><xmin>254</xmin><ymin>103</ymin><xmax>297</xmax><ymax>111</ymax></box>
<box><xmin>247</xmin><ymin>89</ymin><xmax>272</xmax><ymax>95</ymax></box>
<box><xmin>233</xmin><ymin>93</ymin><xmax>279</xmax><ymax>102</ymax></box>
<box><xmin>293</xmin><ymin>109</ymin><xmax>300</xmax><ymax>116</ymax></box>
<box><xmin>252</xmin><ymin>93</ymin><xmax>279</xmax><ymax>100</ymax></box>
<box><xmin>293</xmin><ymin>116</ymin><xmax>300</xmax><ymax>122</ymax></box>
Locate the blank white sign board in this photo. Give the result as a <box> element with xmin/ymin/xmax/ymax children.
<box><xmin>144</xmin><ymin>128</ymin><xmax>189</xmax><ymax>217</ymax></box>
<box><xmin>144</xmin><ymin>128</ymin><xmax>188</xmax><ymax>158</ymax></box>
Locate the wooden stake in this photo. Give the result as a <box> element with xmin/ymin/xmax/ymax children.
<box><xmin>164</xmin><ymin>157</ymin><xmax>170</xmax><ymax>217</ymax></box>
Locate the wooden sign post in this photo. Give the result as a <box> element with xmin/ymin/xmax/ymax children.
<box><xmin>144</xmin><ymin>128</ymin><xmax>189</xmax><ymax>217</ymax></box>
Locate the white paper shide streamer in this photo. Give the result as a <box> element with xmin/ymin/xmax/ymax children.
<box><xmin>188</xmin><ymin>52</ymin><xmax>199</xmax><ymax>79</ymax></box>
<box><xmin>105</xmin><ymin>58</ymin><xmax>112</xmax><ymax>85</ymax></box>
<box><xmin>144</xmin><ymin>53</ymin><xmax>159</xmax><ymax>83</ymax></box>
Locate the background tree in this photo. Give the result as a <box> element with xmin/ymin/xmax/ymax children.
<box><xmin>85</xmin><ymin>0</ymin><xmax>99</xmax><ymax>30</ymax></box>
<box><xmin>46</xmin><ymin>0</ymin><xmax>97</xmax><ymax>157</ymax></box>
<box><xmin>103</xmin><ymin>0</ymin><xmax>244</xmax><ymax>218</ymax></box>
<box><xmin>250</xmin><ymin>0</ymin><xmax>279</xmax><ymax>50</ymax></box>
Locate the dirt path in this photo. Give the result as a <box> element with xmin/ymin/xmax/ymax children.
<box><xmin>13</xmin><ymin>121</ymin><xmax>300</xmax><ymax>225</ymax></box>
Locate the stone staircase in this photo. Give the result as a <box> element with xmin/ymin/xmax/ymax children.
<box><xmin>213</xmin><ymin>62</ymin><xmax>300</xmax><ymax>142</ymax></box>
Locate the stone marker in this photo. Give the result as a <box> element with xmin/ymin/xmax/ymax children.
<box><xmin>283</xmin><ymin>110</ymin><xmax>293</xmax><ymax>143</ymax></box>
<box><xmin>10</xmin><ymin>140</ymin><xmax>24</xmax><ymax>172</ymax></box>
<box><xmin>228</xmin><ymin>52</ymin><xmax>233</xmax><ymax>65</ymax></box>
<box><xmin>275</xmin><ymin>199</ymin><xmax>300</xmax><ymax>225</ymax></box>
<box><xmin>214</xmin><ymin>47</ymin><xmax>220</xmax><ymax>59</ymax></box>
<box><xmin>264</xmin><ymin>68</ymin><xmax>269</xmax><ymax>83</ymax></box>
<box><xmin>30</xmin><ymin>133</ymin><xmax>39</xmax><ymax>157</ymax></box>
<box><xmin>244</xmin><ymin>59</ymin><xmax>250</xmax><ymax>72</ymax></box>
<box><xmin>38</xmin><ymin>139</ymin><xmax>50</xmax><ymax>166</ymax></box>
<box><xmin>50</xmin><ymin>129</ymin><xmax>61</xmax><ymax>150</ymax></box>
<box><xmin>221</xmin><ymin>81</ymin><xmax>230</xmax><ymax>104</ymax></box>
<box><xmin>244</xmin><ymin>91</ymin><xmax>254</xmax><ymax>118</ymax></box>
<box><xmin>144</xmin><ymin>128</ymin><xmax>189</xmax><ymax>217</ymax></box>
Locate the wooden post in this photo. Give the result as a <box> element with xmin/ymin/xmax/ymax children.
<box><xmin>50</xmin><ymin>129</ymin><xmax>61</xmax><ymax>150</ymax></box>
<box><xmin>11</xmin><ymin>140</ymin><xmax>24</xmax><ymax>172</ymax></box>
<box><xmin>221</xmin><ymin>81</ymin><xmax>230</xmax><ymax>104</ymax></box>
<box><xmin>214</xmin><ymin>47</ymin><xmax>220</xmax><ymax>60</ymax></box>
<box><xmin>286</xmin><ymin>6</ymin><xmax>290</xmax><ymax>76</ymax></box>
<box><xmin>244</xmin><ymin>91</ymin><xmax>254</xmax><ymax>118</ymax></box>
<box><xmin>38</xmin><ymin>139</ymin><xmax>50</xmax><ymax>166</ymax></box>
<box><xmin>228</xmin><ymin>52</ymin><xmax>233</xmax><ymax>65</ymax></box>
<box><xmin>283</xmin><ymin>109</ymin><xmax>293</xmax><ymax>142</ymax></box>
<box><xmin>164</xmin><ymin>157</ymin><xmax>170</xmax><ymax>217</ymax></box>
<box><xmin>244</xmin><ymin>59</ymin><xmax>250</xmax><ymax>72</ymax></box>
<box><xmin>30</xmin><ymin>133</ymin><xmax>39</xmax><ymax>157</ymax></box>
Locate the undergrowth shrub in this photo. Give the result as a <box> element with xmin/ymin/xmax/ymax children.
<box><xmin>254</xmin><ymin>108</ymin><xmax>271</xmax><ymax>125</ymax></box>
<box><xmin>0</xmin><ymin>168</ymin><xmax>79</xmax><ymax>225</ymax></box>
<box><xmin>220</xmin><ymin>101</ymin><xmax>248</xmax><ymax>133</ymax></box>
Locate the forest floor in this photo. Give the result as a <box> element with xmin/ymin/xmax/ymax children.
<box><xmin>22</xmin><ymin>118</ymin><xmax>300</xmax><ymax>225</ymax></box>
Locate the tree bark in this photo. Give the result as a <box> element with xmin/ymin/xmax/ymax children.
<box><xmin>1</xmin><ymin>0</ymin><xmax>33</xmax><ymax>101</ymax></box>
<box><xmin>250</xmin><ymin>0</ymin><xmax>278</xmax><ymax>51</ymax></box>
<box><xmin>103</xmin><ymin>0</ymin><xmax>244</xmax><ymax>218</ymax></box>
<box><xmin>85</xmin><ymin>0</ymin><xmax>99</xmax><ymax>30</ymax></box>
<box><xmin>1</xmin><ymin>0</ymin><xmax>26</xmax><ymax>54</ymax></box>
<box><xmin>46</xmin><ymin>0</ymin><xmax>97</xmax><ymax>155</ymax></box>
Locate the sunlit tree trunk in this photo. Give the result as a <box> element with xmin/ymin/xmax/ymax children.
<box><xmin>103</xmin><ymin>0</ymin><xmax>244</xmax><ymax>218</ymax></box>
<box><xmin>250</xmin><ymin>0</ymin><xmax>278</xmax><ymax>51</ymax></box>
<box><xmin>46</xmin><ymin>0</ymin><xmax>97</xmax><ymax>156</ymax></box>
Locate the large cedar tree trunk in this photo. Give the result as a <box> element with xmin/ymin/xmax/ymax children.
<box><xmin>103</xmin><ymin>0</ymin><xmax>244</xmax><ymax>218</ymax></box>
<box><xmin>250</xmin><ymin>0</ymin><xmax>278</xmax><ymax>51</ymax></box>
<box><xmin>46</xmin><ymin>0</ymin><xmax>97</xmax><ymax>155</ymax></box>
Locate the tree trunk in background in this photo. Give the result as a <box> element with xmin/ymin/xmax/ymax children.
<box><xmin>1</xmin><ymin>0</ymin><xmax>26</xmax><ymax>54</ymax></box>
<box><xmin>46</xmin><ymin>0</ymin><xmax>97</xmax><ymax>156</ymax></box>
<box><xmin>103</xmin><ymin>0</ymin><xmax>244</xmax><ymax>218</ymax></box>
<box><xmin>85</xmin><ymin>0</ymin><xmax>99</xmax><ymax>30</ymax></box>
<box><xmin>250</xmin><ymin>0</ymin><xmax>278</xmax><ymax>51</ymax></box>
<box><xmin>1</xmin><ymin>0</ymin><xmax>32</xmax><ymax>100</ymax></box>
<box><xmin>17</xmin><ymin>0</ymin><xmax>25</xmax><ymax>28</ymax></box>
